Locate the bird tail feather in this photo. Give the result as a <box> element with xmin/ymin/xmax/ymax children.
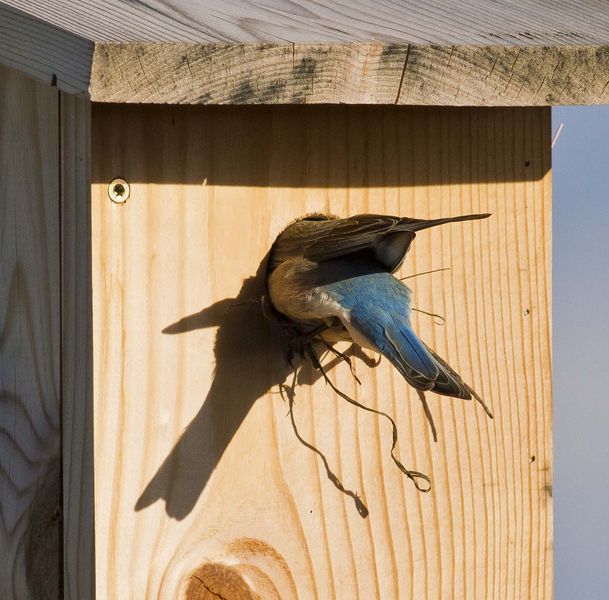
<box><xmin>404</xmin><ymin>213</ymin><xmax>491</xmax><ymax>232</ymax></box>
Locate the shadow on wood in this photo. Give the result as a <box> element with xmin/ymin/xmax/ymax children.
<box><xmin>92</xmin><ymin>104</ymin><xmax>549</xmax><ymax>187</ymax></box>
<box><xmin>135</xmin><ymin>253</ymin><xmax>374</xmax><ymax>520</ymax></box>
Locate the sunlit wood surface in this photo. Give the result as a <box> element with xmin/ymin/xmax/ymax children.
<box><xmin>92</xmin><ymin>104</ymin><xmax>552</xmax><ymax>599</ymax></box>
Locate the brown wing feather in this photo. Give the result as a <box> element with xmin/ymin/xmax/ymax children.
<box><xmin>269</xmin><ymin>214</ymin><xmax>410</xmax><ymax>271</ymax></box>
<box><xmin>268</xmin><ymin>212</ymin><xmax>490</xmax><ymax>273</ymax></box>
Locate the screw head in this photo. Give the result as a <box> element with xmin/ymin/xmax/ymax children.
<box><xmin>108</xmin><ymin>178</ymin><xmax>130</xmax><ymax>204</ymax></box>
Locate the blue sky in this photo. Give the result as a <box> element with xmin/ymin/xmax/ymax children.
<box><xmin>553</xmin><ymin>106</ymin><xmax>609</xmax><ymax>600</ymax></box>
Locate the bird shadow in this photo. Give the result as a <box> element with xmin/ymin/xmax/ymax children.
<box><xmin>135</xmin><ymin>254</ymin><xmax>378</xmax><ymax>520</ymax></box>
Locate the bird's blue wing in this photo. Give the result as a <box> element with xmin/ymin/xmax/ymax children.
<box><xmin>346</xmin><ymin>287</ymin><xmax>439</xmax><ymax>387</ymax></box>
<box><xmin>325</xmin><ymin>269</ymin><xmax>478</xmax><ymax>401</ymax></box>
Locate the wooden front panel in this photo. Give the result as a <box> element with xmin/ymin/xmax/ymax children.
<box><xmin>92</xmin><ymin>105</ymin><xmax>552</xmax><ymax>599</ymax></box>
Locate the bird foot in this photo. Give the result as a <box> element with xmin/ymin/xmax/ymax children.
<box><xmin>287</xmin><ymin>325</ymin><xmax>328</xmax><ymax>367</ymax></box>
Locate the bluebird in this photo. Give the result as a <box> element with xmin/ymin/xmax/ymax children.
<box><xmin>266</xmin><ymin>212</ymin><xmax>492</xmax><ymax>418</ymax></box>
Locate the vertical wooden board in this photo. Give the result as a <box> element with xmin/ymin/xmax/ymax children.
<box><xmin>0</xmin><ymin>64</ymin><xmax>61</xmax><ymax>599</ymax></box>
<box><xmin>61</xmin><ymin>91</ymin><xmax>94</xmax><ymax>600</ymax></box>
<box><xmin>92</xmin><ymin>104</ymin><xmax>552</xmax><ymax>599</ymax></box>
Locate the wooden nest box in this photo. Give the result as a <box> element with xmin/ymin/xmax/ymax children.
<box><xmin>3</xmin><ymin>1</ymin><xmax>608</xmax><ymax>597</ymax></box>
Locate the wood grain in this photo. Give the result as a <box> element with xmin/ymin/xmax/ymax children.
<box><xmin>5</xmin><ymin>0</ymin><xmax>609</xmax><ymax>45</ymax></box>
<box><xmin>0</xmin><ymin>63</ymin><xmax>61</xmax><ymax>599</ymax></box>
<box><xmin>4</xmin><ymin>0</ymin><xmax>609</xmax><ymax>105</ymax></box>
<box><xmin>89</xmin><ymin>41</ymin><xmax>609</xmax><ymax>106</ymax></box>
<box><xmin>91</xmin><ymin>104</ymin><xmax>553</xmax><ymax>599</ymax></box>
<box><xmin>0</xmin><ymin>2</ymin><xmax>93</xmax><ymax>95</ymax></box>
<box><xmin>61</xmin><ymin>91</ymin><xmax>95</xmax><ymax>600</ymax></box>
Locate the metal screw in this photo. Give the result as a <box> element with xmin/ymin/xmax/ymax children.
<box><xmin>108</xmin><ymin>178</ymin><xmax>130</xmax><ymax>204</ymax></box>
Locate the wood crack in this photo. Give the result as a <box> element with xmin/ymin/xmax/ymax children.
<box><xmin>394</xmin><ymin>44</ymin><xmax>411</xmax><ymax>104</ymax></box>
<box><xmin>190</xmin><ymin>575</ymin><xmax>229</xmax><ymax>600</ymax></box>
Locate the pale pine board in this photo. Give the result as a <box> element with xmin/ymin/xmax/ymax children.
<box><xmin>0</xmin><ymin>64</ymin><xmax>61</xmax><ymax>598</ymax></box>
<box><xmin>92</xmin><ymin>105</ymin><xmax>552</xmax><ymax>599</ymax></box>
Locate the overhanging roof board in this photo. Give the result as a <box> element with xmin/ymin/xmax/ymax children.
<box><xmin>6</xmin><ymin>0</ymin><xmax>609</xmax><ymax>45</ymax></box>
<box><xmin>3</xmin><ymin>0</ymin><xmax>609</xmax><ymax>105</ymax></box>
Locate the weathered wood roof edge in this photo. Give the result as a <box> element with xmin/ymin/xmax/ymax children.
<box><xmin>91</xmin><ymin>42</ymin><xmax>609</xmax><ymax>106</ymax></box>
<box><xmin>3</xmin><ymin>0</ymin><xmax>609</xmax><ymax>106</ymax></box>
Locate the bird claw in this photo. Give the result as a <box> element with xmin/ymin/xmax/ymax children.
<box><xmin>287</xmin><ymin>325</ymin><xmax>328</xmax><ymax>367</ymax></box>
<box><xmin>288</xmin><ymin>343</ymin><xmax>305</xmax><ymax>369</ymax></box>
